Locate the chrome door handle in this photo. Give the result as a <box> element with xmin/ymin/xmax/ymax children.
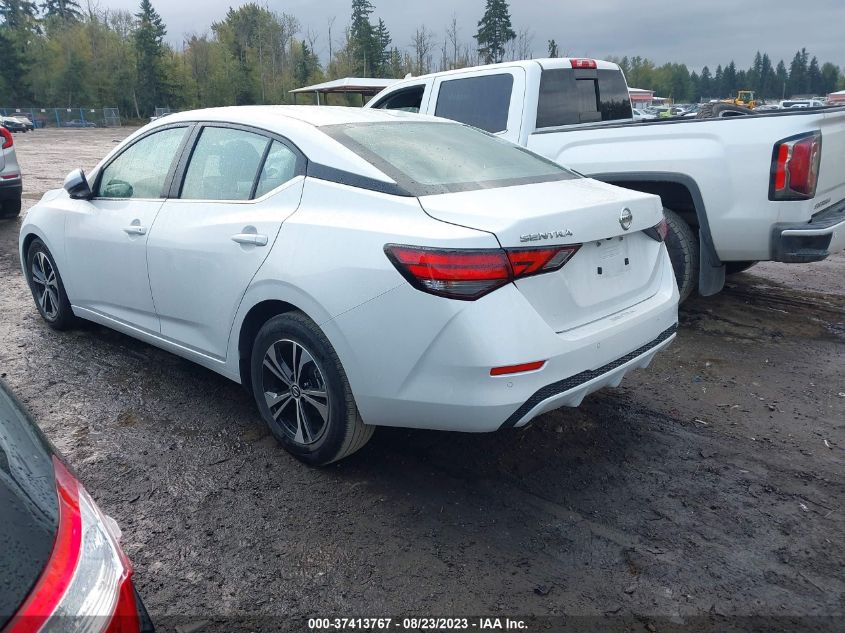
<box><xmin>231</xmin><ymin>233</ymin><xmax>268</xmax><ymax>246</ymax></box>
<box><xmin>123</xmin><ymin>225</ymin><xmax>147</xmax><ymax>235</ymax></box>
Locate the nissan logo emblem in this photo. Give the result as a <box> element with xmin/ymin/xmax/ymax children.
<box><xmin>619</xmin><ymin>208</ymin><xmax>633</xmax><ymax>231</ymax></box>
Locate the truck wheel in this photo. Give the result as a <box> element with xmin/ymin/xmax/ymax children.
<box><xmin>663</xmin><ymin>208</ymin><xmax>699</xmax><ymax>302</ymax></box>
<box><xmin>251</xmin><ymin>312</ymin><xmax>374</xmax><ymax>466</ymax></box>
<box><xmin>725</xmin><ymin>261</ymin><xmax>757</xmax><ymax>275</ymax></box>
<box><xmin>0</xmin><ymin>199</ymin><xmax>21</xmax><ymax>218</ymax></box>
<box><xmin>696</xmin><ymin>103</ymin><xmax>754</xmax><ymax>118</ymax></box>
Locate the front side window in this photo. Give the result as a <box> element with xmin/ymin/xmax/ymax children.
<box><xmin>371</xmin><ymin>86</ymin><xmax>425</xmax><ymax>112</ymax></box>
<box><xmin>434</xmin><ymin>74</ymin><xmax>514</xmax><ymax>133</ymax></box>
<box><xmin>97</xmin><ymin>127</ymin><xmax>188</xmax><ymax>198</ymax></box>
<box><xmin>181</xmin><ymin>127</ymin><xmax>269</xmax><ymax>200</ymax></box>
<box><xmin>323</xmin><ymin>121</ymin><xmax>576</xmax><ymax>196</ymax></box>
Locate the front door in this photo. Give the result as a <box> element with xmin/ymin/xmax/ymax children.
<box><xmin>146</xmin><ymin>126</ymin><xmax>305</xmax><ymax>359</ymax></box>
<box><xmin>63</xmin><ymin>125</ymin><xmax>190</xmax><ymax>332</ymax></box>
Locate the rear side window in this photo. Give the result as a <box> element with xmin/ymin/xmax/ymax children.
<box><xmin>434</xmin><ymin>74</ymin><xmax>513</xmax><ymax>133</ymax></box>
<box><xmin>254</xmin><ymin>141</ymin><xmax>299</xmax><ymax>198</ymax></box>
<box><xmin>371</xmin><ymin>86</ymin><xmax>425</xmax><ymax>113</ymax></box>
<box><xmin>181</xmin><ymin>127</ymin><xmax>269</xmax><ymax>200</ymax></box>
<box><xmin>537</xmin><ymin>68</ymin><xmax>631</xmax><ymax>128</ymax></box>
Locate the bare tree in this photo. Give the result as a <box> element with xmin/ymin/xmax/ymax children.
<box><xmin>511</xmin><ymin>27</ymin><xmax>534</xmax><ymax>61</ymax></box>
<box><xmin>410</xmin><ymin>25</ymin><xmax>434</xmax><ymax>75</ymax></box>
<box><xmin>327</xmin><ymin>15</ymin><xmax>335</xmax><ymax>63</ymax></box>
<box><xmin>445</xmin><ymin>14</ymin><xmax>459</xmax><ymax>69</ymax></box>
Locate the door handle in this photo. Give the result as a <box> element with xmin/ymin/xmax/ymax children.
<box><xmin>123</xmin><ymin>225</ymin><xmax>147</xmax><ymax>236</ymax></box>
<box><xmin>231</xmin><ymin>233</ymin><xmax>268</xmax><ymax>246</ymax></box>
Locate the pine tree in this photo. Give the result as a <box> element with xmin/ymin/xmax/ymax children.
<box><xmin>775</xmin><ymin>60</ymin><xmax>788</xmax><ymax>99</ymax></box>
<box><xmin>349</xmin><ymin>0</ymin><xmax>375</xmax><ymax>75</ymax></box>
<box><xmin>134</xmin><ymin>0</ymin><xmax>168</xmax><ymax>116</ymax></box>
<box><xmin>474</xmin><ymin>0</ymin><xmax>515</xmax><ymax>64</ymax></box>
<box><xmin>807</xmin><ymin>56</ymin><xmax>822</xmax><ymax>95</ymax></box>
<box><xmin>787</xmin><ymin>48</ymin><xmax>809</xmax><ymax>96</ymax></box>
<box><xmin>41</xmin><ymin>0</ymin><xmax>81</xmax><ymax>21</ymax></box>
<box><xmin>373</xmin><ymin>18</ymin><xmax>391</xmax><ymax>77</ymax></box>
<box><xmin>722</xmin><ymin>61</ymin><xmax>737</xmax><ymax>97</ymax></box>
<box><xmin>0</xmin><ymin>0</ymin><xmax>39</xmax><ymax>31</ymax></box>
<box><xmin>699</xmin><ymin>66</ymin><xmax>712</xmax><ymax>98</ymax></box>
<box><xmin>759</xmin><ymin>54</ymin><xmax>774</xmax><ymax>100</ymax></box>
<box><xmin>547</xmin><ymin>38</ymin><xmax>558</xmax><ymax>58</ymax></box>
<box><xmin>820</xmin><ymin>62</ymin><xmax>841</xmax><ymax>96</ymax></box>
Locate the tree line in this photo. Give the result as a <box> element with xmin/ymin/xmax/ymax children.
<box><xmin>1</xmin><ymin>0</ymin><xmax>842</xmax><ymax>117</ymax></box>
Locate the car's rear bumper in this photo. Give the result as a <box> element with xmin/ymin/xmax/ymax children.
<box><xmin>0</xmin><ymin>178</ymin><xmax>22</xmax><ymax>201</ymax></box>
<box><xmin>770</xmin><ymin>198</ymin><xmax>845</xmax><ymax>262</ymax></box>
<box><xmin>329</xmin><ymin>247</ymin><xmax>679</xmax><ymax>433</ymax></box>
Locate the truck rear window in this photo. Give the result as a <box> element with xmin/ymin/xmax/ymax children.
<box><xmin>536</xmin><ymin>68</ymin><xmax>631</xmax><ymax>128</ymax></box>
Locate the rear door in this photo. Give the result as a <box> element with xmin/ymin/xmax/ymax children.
<box><xmin>146</xmin><ymin>124</ymin><xmax>305</xmax><ymax>360</ymax></box>
<box><xmin>428</xmin><ymin>67</ymin><xmax>526</xmax><ymax>143</ymax></box>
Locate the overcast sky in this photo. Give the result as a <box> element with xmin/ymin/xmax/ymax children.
<box><xmin>105</xmin><ymin>0</ymin><xmax>843</xmax><ymax>71</ymax></box>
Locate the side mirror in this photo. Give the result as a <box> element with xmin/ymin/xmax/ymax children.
<box><xmin>63</xmin><ymin>168</ymin><xmax>93</xmax><ymax>200</ymax></box>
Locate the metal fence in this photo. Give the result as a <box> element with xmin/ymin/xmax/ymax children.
<box><xmin>0</xmin><ymin>107</ymin><xmax>123</xmax><ymax>128</ymax></box>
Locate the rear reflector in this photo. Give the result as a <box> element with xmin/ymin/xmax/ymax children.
<box><xmin>491</xmin><ymin>360</ymin><xmax>546</xmax><ymax>376</ymax></box>
<box><xmin>643</xmin><ymin>217</ymin><xmax>669</xmax><ymax>242</ymax></box>
<box><xmin>5</xmin><ymin>457</ymin><xmax>141</xmax><ymax>633</ymax></box>
<box><xmin>770</xmin><ymin>131</ymin><xmax>822</xmax><ymax>200</ymax></box>
<box><xmin>385</xmin><ymin>243</ymin><xmax>581</xmax><ymax>301</ymax></box>
<box><xmin>570</xmin><ymin>58</ymin><xmax>598</xmax><ymax>69</ymax></box>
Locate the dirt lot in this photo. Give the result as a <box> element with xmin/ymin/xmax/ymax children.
<box><xmin>1</xmin><ymin>128</ymin><xmax>843</xmax><ymax>632</ymax></box>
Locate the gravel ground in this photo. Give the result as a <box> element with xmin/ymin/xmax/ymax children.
<box><xmin>1</xmin><ymin>129</ymin><xmax>844</xmax><ymax>632</ymax></box>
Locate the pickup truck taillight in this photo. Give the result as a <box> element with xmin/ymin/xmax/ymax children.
<box><xmin>385</xmin><ymin>243</ymin><xmax>581</xmax><ymax>301</ymax></box>
<box><xmin>770</xmin><ymin>131</ymin><xmax>822</xmax><ymax>201</ymax></box>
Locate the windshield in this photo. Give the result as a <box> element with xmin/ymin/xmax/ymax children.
<box><xmin>321</xmin><ymin>121</ymin><xmax>577</xmax><ymax>196</ymax></box>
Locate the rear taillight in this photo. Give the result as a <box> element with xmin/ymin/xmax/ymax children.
<box><xmin>570</xmin><ymin>58</ymin><xmax>598</xmax><ymax>69</ymax></box>
<box><xmin>643</xmin><ymin>217</ymin><xmax>669</xmax><ymax>242</ymax></box>
<box><xmin>770</xmin><ymin>131</ymin><xmax>822</xmax><ymax>200</ymax></box>
<box><xmin>1</xmin><ymin>126</ymin><xmax>13</xmax><ymax>149</ymax></box>
<box><xmin>5</xmin><ymin>457</ymin><xmax>141</xmax><ymax>633</ymax></box>
<box><xmin>384</xmin><ymin>243</ymin><xmax>581</xmax><ymax>301</ymax></box>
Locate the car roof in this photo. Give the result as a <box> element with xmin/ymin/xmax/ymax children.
<box><xmin>162</xmin><ymin>105</ymin><xmax>443</xmax><ymax>128</ymax></box>
<box><xmin>101</xmin><ymin>106</ymin><xmax>452</xmax><ymax>186</ymax></box>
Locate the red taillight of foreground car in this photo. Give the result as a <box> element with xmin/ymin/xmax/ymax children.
<box><xmin>770</xmin><ymin>131</ymin><xmax>822</xmax><ymax>200</ymax></box>
<box><xmin>1</xmin><ymin>126</ymin><xmax>13</xmax><ymax>149</ymax></box>
<box><xmin>5</xmin><ymin>457</ymin><xmax>141</xmax><ymax>633</ymax></box>
<box><xmin>384</xmin><ymin>243</ymin><xmax>581</xmax><ymax>300</ymax></box>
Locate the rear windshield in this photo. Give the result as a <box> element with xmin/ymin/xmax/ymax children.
<box><xmin>322</xmin><ymin>121</ymin><xmax>577</xmax><ymax>196</ymax></box>
<box><xmin>537</xmin><ymin>68</ymin><xmax>632</xmax><ymax>128</ymax></box>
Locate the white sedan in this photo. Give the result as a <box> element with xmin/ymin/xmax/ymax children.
<box><xmin>20</xmin><ymin>106</ymin><xmax>679</xmax><ymax>465</ymax></box>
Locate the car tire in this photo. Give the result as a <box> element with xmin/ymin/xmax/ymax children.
<box><xmin>696</xmin><ymin>103</ymin><xmax>754</xmax><ymax>118</ymax></box>
<box><xmin>250</xmin><ymin>312</ymin><xmax>374</xmax><ymax>465</ymax></box>
<box><xmin>663</xmin><ymin>208</ymin><xmax>699</xmax><ymax>303</ymax></box>
<box><xmin>0</xmin><ymin>199</ymin><xmax>21</xmax><ymax>218</ymax></box>
<box><xmin>725</xmin><ymin>261</ymin><xmax>757</xmax><ymax>275</ymax></box>
<box><xmin>25</xmin><ymin>239</ymin><xmax>77</xmax><ymax>330</ymax></box>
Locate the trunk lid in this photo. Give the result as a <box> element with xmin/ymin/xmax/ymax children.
<box><xmin>419</xmin><ymin>178</ymin><xmax>668</xmax><ymax>331</ymax></box>
<box><xmin>0</xmin><ymin>384</ymin><xmax>60</xmax><ymax>628</ymax></box>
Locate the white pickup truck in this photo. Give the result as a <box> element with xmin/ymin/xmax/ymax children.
<box><xmin>366</xmin><ymin>58</ymin><xmax>845</xmax><ymax>300</ymax></box>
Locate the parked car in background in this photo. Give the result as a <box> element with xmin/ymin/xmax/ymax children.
<box><xmin>64</xmin><ymin>119</ymin><xmax>97</xmax><ymax>128</ymax></box>
<box><xmin>369</xmin><ymin>58</ymin><xmax>845</xmax><ymax>301</ymax></box>
<box><xmin>780</xmin><ymin>99</ymin><xmax>825</xmax><ymax>109</ymax></box>
<box><xmin>20</xmin><ymin>106</ymin><xmax>678</xmax><ymax>465</ymax></box>
<box><xmin>9</xmin><ymin>115</ymin><xmax>34</xmax><ymax>130</ymax></box>
<box><xmin>1</xmin><ymin>116</ymin><xmax>27</xmax><ymax>133</ymax></box>
<box><xmin>632</xmin><ymin>108</ymin><xmax>656</xmax><ymax>121</ymax></box>
<box><xmin>0</xmin><ymin>380</ymin><xmax>155</xmax><ymax>632</ymax></box>
<box><xmin>0</xmin><ymin>125</ymin><xmax>23</xmax><ymax>218</ymax></box>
